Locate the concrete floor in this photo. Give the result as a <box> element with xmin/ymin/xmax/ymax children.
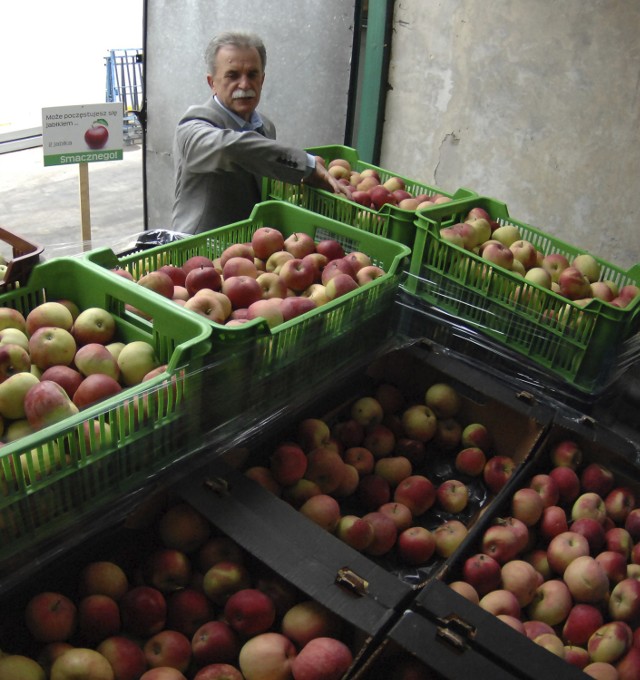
<box><xmin>0</xmin><ymin>143</ymin><xmax>146</xmax><ymax>262</ymax></box>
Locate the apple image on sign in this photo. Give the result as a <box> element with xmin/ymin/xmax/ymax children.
<box><xmin>85</xmin><ymin>120</ymin><xmax>109</xmax><ymax>149</ymax></box>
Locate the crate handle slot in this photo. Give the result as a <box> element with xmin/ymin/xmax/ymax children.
<box><xmin>335</xmin><ymin>567</ymin><xmax>369</xmax><ymax>596</ymax></box>
<box><xmin>436</xmin><ymin>614</ymin><xmax>476</xmax><ymax>650</ymax></box>
<box><xmin>203</xmin><ymin>476</ymin><xmax>230</xmax><ymax>495</ymax></box>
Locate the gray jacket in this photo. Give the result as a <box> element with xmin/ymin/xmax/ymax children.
<box><xmin>171</xmin><ymin>97</ymin><xmax>308</xmax><ymax>234</ymax></box>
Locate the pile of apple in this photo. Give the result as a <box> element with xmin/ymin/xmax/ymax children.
<box><xmin>0</xmin><ymin>500</ymin><xmax>356</xmax><ymax>680</ymax></box>
<box><xmin>0</xmin><ymin>299</ymin><xmax>164</xmax><ymax>470</ymax></box>
<box><xmin>243</xmin><ymin>380</ymin><xmax>514</xmax><ymax>571</ymax></box>
<box><xmin>439</xmin><ymin>206</ymin><xmax>640</xmax><ymax>310</ymax></box>
<box><xmin>111</xmin><ymin>227</ymin><xmax>386</xmax><ymax>330</ymax></box>
<box><xmin>447</xmin><ymin>439</ymin><xmax>640</xmax><ymax>678</ymax></box>
<box><xmin>322</xmin><ymin>156</ymin><xmax>452</xmax><ymax>213</ymax></box>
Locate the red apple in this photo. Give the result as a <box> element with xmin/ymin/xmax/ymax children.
<box><xmin>166</xmin><ymin>588</ymin><xmax>213</xmax><ymax>638</ymax></box>
<box><xmin>290</xmin><ymin>637</ymin><xmax>353</xmax><ymax>680</ymax></box>
<box><xmin>25</xmin><ymin>591</ymin><xmax>77</xmax><ymax>643</ymax></box>
<box><xmin>483</xmin><ymin>455</ymin><xmax>516</xmax><ymax>494</ymax></box>
<box><xmin>144</xmin><ymin>630</ymin><xmax>192</xmax><ymax>673</ymax></box>
<box><xmin>97</xmin><ymin>636</ymin><xmax>148</xmax><ymax>680</ymax></box>
<box><xmin>396</xmin><ymin>526</ymin><xmax>436</xmax><ymax>565</ymax></box>
<box><xmin>191</xmin><ymin>620</ymin><xmax>240</xmax><ymax>666</ymax></box>
<box><xmin>224</xmin><ymin>588</ymin><xmax>276</xmax><ymax>637</ymax></box>
<box><xmin>120</xmin><ymin>586</ymin><xmax>167</xmax><ymax>638</ymax></box>
<box><xmin>461</xmin><ymin>553</ymin><xmax>502</xmax><ymax>597</ymax></box>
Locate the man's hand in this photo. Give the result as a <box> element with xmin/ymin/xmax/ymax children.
<box><xmin>304</xmin><ymin>159</ymin><xmax>352</xmax><ymax>197</ymax></box>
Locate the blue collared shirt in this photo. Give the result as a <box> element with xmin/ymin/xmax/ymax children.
<box><xmin>213</xmin><ymin>95</ymin><xmax>315</xmax><ymax>176</ymax></box>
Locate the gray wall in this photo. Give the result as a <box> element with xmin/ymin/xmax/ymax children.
<box><xmin>144</xmin><ymin>0</ymin><xmax>356</xmax><ymax>228</ymax></box>
<box><xmin>381</xmin><ymin>0</ymin><xmax>640</xmax><ymax>271</ymax></box>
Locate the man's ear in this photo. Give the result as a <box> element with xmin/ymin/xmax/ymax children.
<box><xmin>207</xmin><ymin>74</ymin><xmax>215</xmax><ymax>92</ymax></box>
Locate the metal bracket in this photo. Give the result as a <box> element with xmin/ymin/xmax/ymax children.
<box><xmin>335</xmin><ymin>567</ymin><xmax>369</xmax><ymax>596</ymax></box>
<box><xmin>203</xmin><ymin>476</ymin><xmax>230</xmax><ymax>496</ymax></box>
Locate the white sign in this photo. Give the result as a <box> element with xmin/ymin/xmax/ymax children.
<box><xmin>42</xmin><ymin>104</ymin><xmax>124</xmax><ymax>166</ymax></box>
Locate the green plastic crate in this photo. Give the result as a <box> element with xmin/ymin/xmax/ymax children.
<box><xmin>263</xmin><ymin>145</ymin><xmax>476</xmax><ymax>247</ymax></box>
<box><xmin>0</xmin><ymin>258</ymin><xmax>212</xmax><ymax>571</ymax></box>
<box><xmin>84</xmin><ymin>201</ymin><xmax>411</xmax><ymax>434</ymax></box>
<box><xmin>405</xmin><ymin>196</ymin><xmax>640</xmax><ymax>393</ymax></box>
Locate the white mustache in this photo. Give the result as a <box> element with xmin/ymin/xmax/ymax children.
<box><xmin>232</xmin><ymin>89</ymin><xmax>257</xmax><ymax>99</ymax></box>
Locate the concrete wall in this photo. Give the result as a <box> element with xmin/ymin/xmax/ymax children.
<box><xmin>381</xmin><ymin>0</ymin><xmax>640</xmax><ymax>271</ymax></box>
<box><xmin>144</xmin><ymin>0</ymin><xmax>356</xmax><ymax>228</ymax></box>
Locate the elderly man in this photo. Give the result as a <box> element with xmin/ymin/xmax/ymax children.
<box><xmin>172</xmin><ymin>31</ymin><xmax>345</xmax><ymax>234</ymax></box>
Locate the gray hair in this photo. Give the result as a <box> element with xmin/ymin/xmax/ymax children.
<box><xmin>205</xmin><ymin>32</ymin><xmax>267</xmax><ymax>75</ymax></box>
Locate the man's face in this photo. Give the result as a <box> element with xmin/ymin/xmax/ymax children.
<box><xmin>208</xmin><ymin>45</ymin><xmax>265</xmax><ymax>121</ymax></box>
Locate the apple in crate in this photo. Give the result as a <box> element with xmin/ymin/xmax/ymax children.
<box><xmin>26</xmin><ymin>301</ymin><xmax>74</xmax><ymax>335</ymax></box>
<box><xmin>284</xmin><ymin>232</ymin><xmax>316</xmax><ymax>259</ymax></box>
<box><xmin>0</xmin><ymin>655</ymin><xmax>47</xmax><ymax>680</ymax></box>
<box><xmin>29</xmin><ymin>326</ymin><xmax>77</xmax><ymax>370</ymax></box>
<box><xmin>238</xmin><ymin>632</ymin><xmax>296</xmax><ymax>680</ymax></box>
<box><xmin>77</xmin><ymin>594</ymin><xmax>121</xmax><ymax>644</ymax></box>
<box><xmin>71</xmin><ymin>307</ymin><xmax>117</xmax><ymax>346</ymax></box>
<box><xmin>73</xmin><ymin>374</ymin><xmax>122</xmax><ymax>410</ymax></box>
<box><xmin>25</xmin><ymin>591</ymin><xmax>78</xmax><ymax>643</ymax></box>
<box><xmin>0</xmin><ymin>306</ymin><xmax>27</xmax><ymax>333</ymax></box>
<box><xmin>120</xmin><ymin>586</ymin><xmax>167</xmax><ymax>638</ymax></box>
<box><xmin>24</xmin><ymin>380</ymin><xmax>79</xmax><ymax>430</ymax></box>
<box><xmin>144</xmin><ymin>630</ymin><xmax>192</xmax><ymax>674</ymax></box>
<box><xmin>222</xmin><ymin>276</ymin><xmax>263</xmax><ymax>310</ymax></box>
<box><xmin>40</xmin><ymin>365</ymin><xmax>84</xmax><ymax>400</ymax></box>
<box><xmin>117</xmin><ymin>340</ymin><xmax>160</xmax><ymax>386</ymax></box>
<box><xmin>0</xmin><ymin>342</ymin><xmax>31</xmax><ymax>380</ymax></box>
<box><xmin>79</xmin><ymin>561</ymin><xmax>129</xmax><ymax>600</ymax></box>
<box><xmin>291</xmin><ymin>637</ymin><xmax>353</xmax><ymax>680</ymax></box>
<box><xmin>224</xmin><ymin>589</ymin><xmax>276</xmax><ymax>637</ymax></box>
<box><xmin>97</xmin><ymin>636</ymin><xmax>148</xmax><ymax>680</ymax></box>
<box><xmin>192</xmin><ymin>620</ymin><xmax>240</xmax><ymax>666</ymax></box>
<box><xmin>50</xmin><ymin>648</ymin><xmax>115</xmax><ymax>680</ymax></box>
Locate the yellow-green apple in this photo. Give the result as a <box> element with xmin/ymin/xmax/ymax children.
<box><xmin>460</xmin><ymin>422</ymin><xmax>492</xmax><ymax>452</ymax></box>
<box><xmin>343</xmin><ymin>446</ymin><xmax>374</xmax><ymax>476</ymax></box>
<box><xmin>77</xmin><ymin>594</ymin><xmax>121</xmax><ymax>644</ymax></box>
<box><xmin>483</xmin><ymin>455</ymin><xmax>516</xmax><ymax>494</ymax></box>
<box><xmin>439</xmin><ymin>225</ymin><xmax>465</xmax><ymax>248</ymax></box>
<box><xmin>491</xmin><ymin>224</ymin><xmax>521</xmax><ymax>247</ymax></box>
<box><xmin>481</xmin><ymin>523</ymin><xmax>523</xmax><ymax>564</ymax></box>
<box><xmin>221</xmin><ymin>275</ymin><xmax>263</xmax><ymax>309</ymax></box>
<box><xmin>202</xmin><ymin>560</ymin><xmax>251</xmax><ymax>605</ymax></box>
<box><xmin>29</xmin><ymin>326</ymin><xmax>76</xmax><ymax>370</ymax></box>
<box><xmin>26</xmin><ymin>301</ymin><xmax>74</xmax><ymax>336</ymax></box>
<box><xmin>572</xmin><ymin>492</ymin><xmax>607</xmax><ymax>524</ymax></box>
<box><xmin>185</xmin><ymin>266</ymin><xmax>222</xmax><ymax>296</ymax></box>
<box><xmin>255</xmin><ymin>272</ymin><xmax>288</xmax><ymax>300</ymax></box>
<box><xmin>245</xmin><ymin>466</ymin><xmax>281</xmax><ymax>495</ymax></box>
<box><xmin>533</xmin><ymin>633</ymin><xmax>566</xmax><ymax>658</ymax></box>
<box><xmin>393</xmin><ymin>474</ymin><xmax>436</xmax><ymax>516</ymax></box>
<box><xmin>604</xmin><ymin>487</ymin><xmax>636</xmax><ymax>525</ymax></box>
<box><xmin>582</xmin><ymin>661</ymin><xmax>619</xmax><ymax>678</ymax></box>
<box><xmin>0</xmin><ymin>326</ymin><xmax>30</xmax><ymax>351</ymax></box>
<box><xmin>590</xmin><ymin>281</ymin><xmax>615</xmax><ymax>302</ymax></box>
<box><xmin>290</xmin><ymin>637</ymin><xmax>352</xmax><ymax>680</ymax></box>
<box><xmin>547</xmin><ymin>531</ymin><xmax>590</xmax><ymax>575</ymax></box>
<box><xmin>251</xmin><ymin>227</ymin><xmax>285</xmax><ymax>260</ymax></box>
<box><xmin>117</xmin><ymin>341</ymin><xmax>160</xmax><ymax>386</ymax></box>
<box><xmin>608</xmin><ymin>578</ymin><xmax>640</xmax><ymax>622</ymax></box>
<box><xmin>39</xmin><ymin>365</ymin><xmax>83</xmax><ymax>400</ymax></box>
<box><xmin>355</xmin><ymin>265</ymin><xmax>385</xmax><ymax>286</ymax></box>
<box><xmin>335</xmin><ymin>514</ymin><xmax>374</xmax><ymax>551</ymax></box>
<box><xmin>265</xmin><ymin>250</ymin><xmax>294</xmax><ymax>274</ymax></box>
<box><xmin>332</xmin><ymin>463</ymin><xmax>360</xmax><ymax>497</ymax></box>
<box><xmin>350</xmin><ymin>396</ymin><xmax>384</xmax><ymax>428</ymax></box>
<box><xmin>0</xmin><ymin>342</ymin><xmax>30</xmax><ymax>381</ymax></box>
<box><xmin>325</xmin><ymin>273</ymin><xmax>359</xmax><ymax>300</ymax></box>
<box><xmin>79</xmin><ymin>561</ymin><xmax>128</xmax><ymax>600</ymax></box>
<box><xmin>296</xmin><ymin>418</ymin><xmax>332</xmax><ymax>452</ymax></box>
<box><xmin>144</xmin><ymin>630</ymin><xmax>191</xmax><ymax>673</ymax></box>
<box><xmin>97</xmin><ymin>636</ymin><xmax>148</xmax><ymax>680</ymax></box>
<box><xmin>374</xmin><ymin>456</ymin><xmax>412</xmax><ymax>487</ymax></box>
<box><xmin>433</xmin><ymin>519</ymin><xmax>468</xmax><ymax>558</ymax></box>
<box><xmin>0</xmin><ymin>654</ymin><xmax>46</xmax><ymax>680</ymax></box>
<box><xmin>281</xmin><ymin>600</ymin><xmax>342</xmax><ymax>648</ymax></box>
<box><xmin>74</xmin><ymin>343</ymin><xmax>120</xmax><ymax>380</ymax></box>
<box><xmin>158</xmin><ymin>502</ymin><xmax>210</xmax><ymax>553</ymax></box>
<box><xmin>105</xmin><ymin>341</ymin><xmax>126</xmax><ymax>362</ymax></box>
<box><xmin>572</xmin><ymin>253</ymin><xmax>601</xmax><ymax>283</ymax></box>
<box><xmin>462</xmin><ymin>553</ymin><xmax>502</xmax><ymax>597</ymax></box>
<box><xmin>4</xmin><ymin>417</ymin><xmax>33</xmax><ymax>441</ymax></box>
<box><xmin>541</xmin><ymin>253</ymin><xmax>570</xmax><ymax>282</ymax></box>
<box><xmin>71</xmin><ymin>307</ymin><xmax>117</xmax><ymax>346</ymax></box>
<box><xmin>140</xmin><ymin>668</ymin><xmax>187</xmax><ymax>680</ymax></box>
<box><xmin>549</xmin><ymin>466</ymin><xmax>581</xmax><ymax>505</ymax></box>
<box><xmin>224</xmin><ymin>588</ymin><xmax>276</xmax><ymax>637</ymax></box>
<box><xmin>529</xmin><ymin>473</ymin><xmax>561</xmax><ymax>508</ymax></box>
<box><xmin>526</xmin><ymin>579</ymin><xmax>573</xmax><ymax>626</ymax></box>
<box><xmin>581</xmin><ymin>463</ymin><xmax>615</xmax><ymax>497</ymax></box>
<box><xmin>301</xmin><ymin>283</ymin><xmax>329</xmax><ymax>307</ymax></box>
<box><xmin>425</xmin><ymin>383</ymin><xmax>460</xmax><ymax>418</ymax></box>
<box><xmin>159</xmin><ymin>264</ymin><xmax>187</xmax><ymax>287</ymax></box>
<box><xmin>299</xmin><ymin>493</ymin><xmax>341</xmax><ymax>531</ymax></box>
<box><xmin>454</xmin><ymin>447</ymin><xmax>486</xmax><ymax>477</ymax></box>
<box><xmin>524</xmin><ymin>266</ymin><xmax>551</xmax><ymax>288</ymax></box>
<box><xmin>361</xmin><ymin>511</ymin><xmax>398</xmax><ymax>556</ymax></box>
<box><xmin>378</xmin><ymin>502</ymin><xmax>413</xmax><ymax>532</ymax></box>
<box><xmin>246</xmin><ymin>298</ymin><xmax>284</xmax><ymax>328</ymax></box>
<box><xmin>482</xmin><ymin>241</ymin><xmax>514</xmax><ymax>269</ymax></box>
<box><xmin>511</xmin><ymin>487</ymin><xmax>545</xmax><ymax>527</ymax></box>
<box><xmin>397</xmin><ymin>526</ymin><xmax>436</xmax><ymax>565</ymax></box>
<box><xmin>191</xmin><ymin>620</ymin><xmax>240</xmax><ymax>666</ymax></box>
<box><xmin>539</xmin><ymin>505</ymin><xmax>569</xmax><ymax>542</ymax></box>
<box><xmin>120</xmin><ymin>586</ymin><xmax>167</xmax><ymax>638</ymax></box>
<box><xmin>303</xmin><ymin>447</ymin><xmax>345</xmax><ymax>494</ymax></box>
<box><xmin>144</xmin><ymin>548</ymin><xmax>191</xmax><ymax>594</ymax></box>
<box><xmin>449</xmin><ymin>581</ymin><xmax>480</xmax><ymax>604</ymax></box>
<box><xmin>436</xmin><ymin>479</ymin><xmax>469</xmax><ymax>513</ymax></box>
<box><xmin>25</xmin><ymin>591</ymin><xmax>78</xmax><ymax>643</ymax></box>
<box><xmin>558</xmin><ymin>266</ymin><xmax>592</xmax><ymax>300</ymax></box>
<box><xmin>269</xmin><ymin>442</ymin><xmax>307</xmax><ymax>486</ymax></box>
<box><xmin>550</xmin><ymin>439</ymin><xmax>583</xmax><ymax>469</ymax></box>
<box><xmin>356</xmin><ymin>175</ymin><xmax>379</xmax><ymax>192</ymax></box>
<box><xmin>283</xmin><ymin>232</ymin><xmax>315</xmax><ymax>259</ymax></box>
<box><xmin>218</xmin><ymin>246</ymin><xmax>251</xmax><ymax>270</ymax></box>
<box><xmin>588</xmin><ymin>621</ymin><xmax>634</xmax><ymax>664</ymax></box>
<box><xmin>467</xmin><ymin>217</ymin><xmax>492</xmax><ymax>245</ymax></box>
<box><xmin>509</xmin><ymin>240</ymin><xmax>538</xmax><ymax>270</ymax></box>
<box><xmin>184</xmin><ymin>291</ymin><xmax>228</xmax><ymax>323</ymax></box>
<box><xmin>238</xmin><ymin>632</ymin><xmax>296</xmax><ymax>680</ymax></box>
<box><xmin>562</xmin><ymin>603</ymin><xmax>604</xmax><ymax>647</ymax></box>
<box><xmin>24</xmin><ymin>380</ymin><xmax>79</xmax><ymax>429</ymax></box>
<box><xmin>563</xmin><ymin>555</ymin><xmax>609</xmax><ymax>603</ymax></box>
<box><xmin>73</xmin><ymin>374</ymin><xmax>122</xmax><ymax>409</ymax></box>
<box><xmin>50</xmin><ymin>648</ymin><xmax>115</xmax><ymax>680</ymax></box>
<box><xmin>0</xmin><ymin>306</ymin><xmax>27</xmax><ymax>333</ymax></box>
<box><xmin>401</xmin><ymin>405</ymin><xmax>437</xmax><ymax>442</ymax></box>
<box><xmin>138</xmin><ymin>270</ymin><xmax>175</xmax><ymax>299</ymax></box>
<box><xmin>478</xmin><ymin>589</ymin><xmax>521</xmax><ymax>618</ymax></box>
